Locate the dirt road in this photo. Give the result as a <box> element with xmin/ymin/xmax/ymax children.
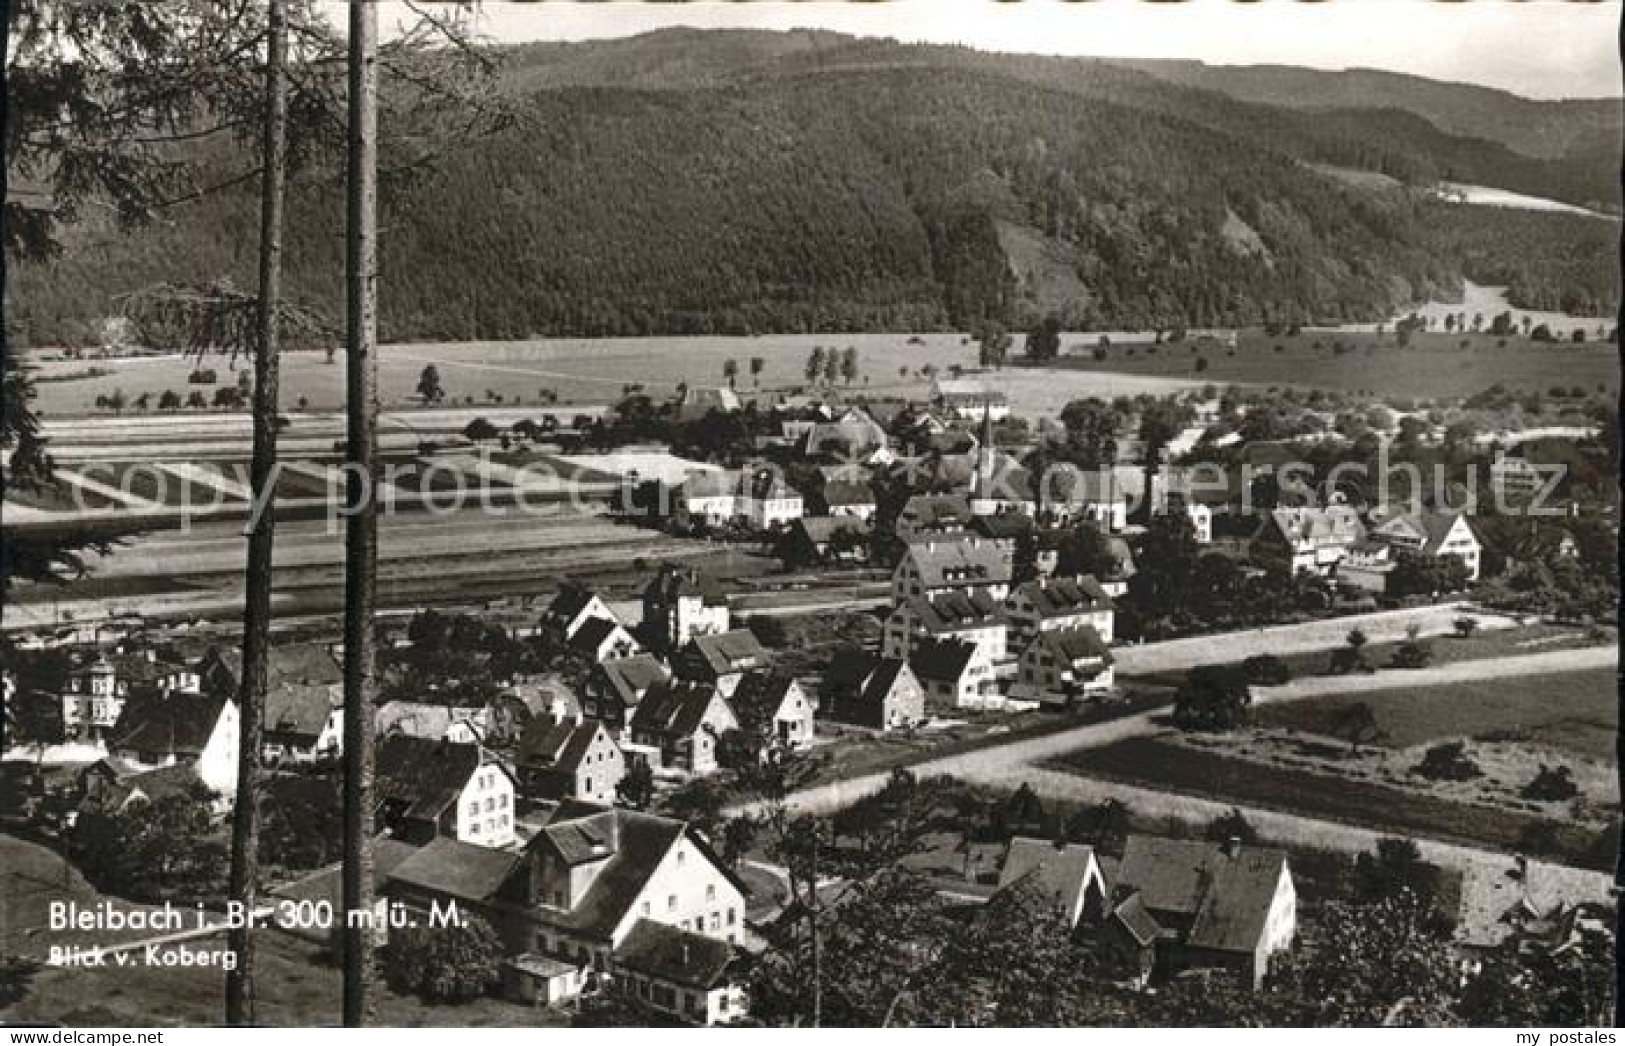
<box><xmin>744</xmin><ymin>644</ymin><xmax>1617</xmax><ymax>884</ymax></box>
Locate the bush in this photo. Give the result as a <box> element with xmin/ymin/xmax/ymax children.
<box><xmin>1172</xmin><ymin>665</ymin><xmax>1252</xmax><ymax>732</ymax></box>
<box><xmin>1328</xmin><ymin>647</ymin><xmax>1375</xmax><ymax>675</ymax></box>
<box><xmin>1412</xmin><ymin>741</ymin><xmax>1481</xmax><ymax>781</ymax></box>
<box><xmin>384</xmin><ymin>915</ymin><xmax>503</xmax><ymax>1003</ymax></box>
<box><xmin>1241</xmin><ymin>654</ymin><xmax>1293</xmax><ymax>686</ymax></box>
<box><xmin>1204</xmin><ymin>807</ymin><xmax>1259</xmax><ymax>847</ymax></box>
<box><xmin>1521</xmin><ymin>764</ymin><xmax>1579</xmax><ymax>802</ymax></box>
<box><xmin>1452</xmin><ymin>616</ymin><xmax>1479</xmax><ymax>638</ymax></box>
<box><xmin>1388</xmin><ymin>640</ymin><xmax>1433</xmax><ymax>669</ymax></box>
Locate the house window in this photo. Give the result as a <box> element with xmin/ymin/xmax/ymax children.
<box><xmin>710</xmin><ymin>912</ymin><xmax>720</xmax><ymax>931</ymax></box>
<box><xmin>677</xmin><ymin>851</ymin><xmax>686</xmax><ymax>867</ymax></box>
<box><xmin>668</xmin><ymin>894</ymin><xmax>677</xmax><ymax>911</ymax></box>
<box><xmin>470</xmin><ymin>822</ymin><xmax>480</xmax><ymax>836</ymax></box>
<box><xmin>706</xmin><ymin>884</ymin><xmax>715</xmax><ymax>901</ymax></box>
<box><xmin>641</xmin><ymin>901</ymin><xmax>651</xmax><ymax>917</ymax></box>
<box><xmin>727</xmin><ymin>908</ymin><xmax>736</xmax><ymax>926</ymax></box>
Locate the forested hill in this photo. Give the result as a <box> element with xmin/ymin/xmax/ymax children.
<box><xmin>1105</xmin><ymin>60</ymin><xmax>1621</xmax><ymax>163</ymax></box>
<box><xmin>11</xmin><ymin>30</ymin><xmax>1619</xmax><ymax>347</ymax></box>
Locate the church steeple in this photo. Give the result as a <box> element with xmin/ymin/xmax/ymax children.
<box><xmin>973</xmin><ymin>402</ymin><xmax>996</xmax><ymax>500</ymax></box>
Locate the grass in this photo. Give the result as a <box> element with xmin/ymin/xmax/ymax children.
<box><xmin>1036</xmin><ymin>327</ymin><xmax>1618</xmax><ymax>400</ymax></box>
<box><xmin>1128</xmin><ymin>623</ymin><xmax>1610</xmax><ymax>689</ymax></box>
<box><xmin>1252</xmin><ymin>664</ymin><xmax>1618</xmax><ymax>760</ymax></box>
<box><xmin>1047</xmin><ymin>736</ymin><xmax>1617</xmax><ymax>871</ymax></box>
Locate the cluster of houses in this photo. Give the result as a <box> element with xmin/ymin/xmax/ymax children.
<box><xmin>1249</xmin><ymin>503</ymin><xmax>1485</xmax><ymax>592</ymax></box>
<box><xmin>0</xmin><ymin>380</ymin><xmax>1604</xmax><ymax>1025</ymax></box>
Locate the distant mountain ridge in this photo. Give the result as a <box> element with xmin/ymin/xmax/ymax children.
<box><xmin>1104</xmin><ymin>59</ymin><xmax>1621</xmax><ymax>161</ymax></box>
<box><xmin>11</xmin><ymin>28</ymin><xmax>1617</xmax><ymax>347</ymax></box>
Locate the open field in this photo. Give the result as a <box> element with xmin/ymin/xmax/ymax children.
<box><xmin>1046</xmin><ymin>735</ymin><xmax>1617</xmax><ymax>871</ymax></box>
<box><xmin>24</xmin><ymin>334</ymin><xmax>1205</xmax><ymax>424</ymax></box>
<box><xmin>1040</xmin><ymin>327</ymin><xmax>1617</xmax><ymax>400</ymax></box>
<box><xmin>1125</xmin><ymin>622</ymin><xmax>1609</xmax><ymax>689</ymax></box>
<box><xmin>1253</xmin><ymin>664</ymin><xmax>1618</xmax><ymax>760</ymax></box>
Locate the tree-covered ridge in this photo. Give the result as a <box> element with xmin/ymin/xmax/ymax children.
<box><xmin>10</xmin><ymin>41</ymin><xmax>1616</xmax><ymax>346</ymax></box>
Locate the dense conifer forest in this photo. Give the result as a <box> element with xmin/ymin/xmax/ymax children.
<box><xmin>9</xmin><ymin>31</ymin><xmax>1617</xmax><ymax>346</ymax></box>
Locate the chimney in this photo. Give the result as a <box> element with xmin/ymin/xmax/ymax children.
<box><xmin>1223</xmin><ymin>836</ymin><xmax>1243</xmax><ymax>859</ymax></box>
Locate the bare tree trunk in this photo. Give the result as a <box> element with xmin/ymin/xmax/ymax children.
<box><xmin>809</xmin><ymin>834</ymin><xmax>822</xmax><ymax>1028</ymax></box>
<box><xmin>225</xmin><ymin>0</ymin><xmax>287</xmax><ymax>1025</ymax></box>
<box><xmin>341</xmin><ymin>0</ymin><xmax>379</xmax><ymax>1028</ymax></box>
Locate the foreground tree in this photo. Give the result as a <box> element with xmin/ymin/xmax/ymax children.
<box><xmin>341</xmin><ymin>0</ymin><xmax>380</xmax><ymax>1025</ymax></box>
<box><xmin>225</xmin><ymin>0</ymin><xmax>291</xmax><ymax>1022</ymax></box>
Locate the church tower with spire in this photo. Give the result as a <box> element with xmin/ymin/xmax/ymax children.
<box><xmin>970</xmin><ymin>403</ymin><xmax>999</xmax><ymax>517</ymax></box>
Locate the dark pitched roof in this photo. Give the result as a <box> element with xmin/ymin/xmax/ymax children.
<box><xmin>1263</xmin><ymin>506</ymin><xmax>1365</xmax><ymax>545</ymax></box>
<box><xmin>794</xmin><ymin>515</ymin><xmax>869</xmax><ymax>545</ymax></box>
<box><xmin>538</xmin><ymin>809</ymin><xmax>623</xmax><ymax>865</ymax></box>
<box><xmin>614</xmin><ymin>919</ymin><xmax>736</xmax><ymax>990</ymax></box>
<box><xmin>904</xmin><ymin>537</ymin><xmax>1012</xmax><ymax>589</ymax></box>
<box><xmin>908</xmin><ymin>636</ymin><xmax>978</xmax><ymax>684</ymax></box>
<box><xmin>909</xmin><ymin>588</ymin><xmax>1006</xmax><ymax>632</ymax></box>
<box><xmin>110</xmin><ymin>693</ymin><xmax>229</xmax><ymax>757</ymax></box>
<box><xmin>969</xmin><ymin>512</ymin><xmax>1036</xmax><ymax>541</ymax></box>
<box><xmin>998</xmin><ymin>837</ymin><xmax>1100</xmax><ymax>922</ymax></box>
<box><xmin>1111</xmin><ymin>891</ymin><xmax>1164</xmax><ymax>947</ymax></box>
<box><xmin>628</xmin><ymin>680</ymin><xmax>732</xmax><ymax>739</ymax></box>
<box><xmin>859</xmin><ymin>657</ymin><xmax>912</xmax><ymax>707</ymax></box>
<box><xmin>1374</xmin><ymin>510</ymin><xmax>1477</xmax><ymax>556</ymax></box>
<box><xmin>899</xmin><ymin>493</ymin><xmax>972</xmax><ymax>527</ymax></box>
<box><xmin>820</xmin><ymin>479</ymin><xmax>877</xmax><ymax>506</ymax></box>
<box><xmin>204</xmin><ymin>642</ymin><xmax>343</xmax><ymax>690</ymax></box>
<box><xmin>729</xmin><ymin>670</ymin><xmax>801</xmax><ymax>720</ymax></box>
<box><xmin>544</xmin><ymin>583</ymin><xmax>599</xmax><ymax>625</ymax></box>
<box><xmin>680</xmin><ymin>629</ymin><xmax>770</xmax><ymax>677</ymax></box>
<box><xmin>529</xmin><ymin>803</ymin><xmax>689</xmax><ymax>941</ymax></box>
<box><xmin>1115</xmin><ymin>835</ymin><xmax>1290</xmax><ymax>955</ymax></box>
<box><xmin>569</xmin><ymin>616</ymin><xmax>625</xmax><ymax>654</ymax></box>
<box><xmin>375</xmin><ymin>735</ymin><xmax>484</xmax><ymax>822</ymax></box>
<box><xmin>598</xmin><ymin>654</ymin><xmax>671</xmax><ymax>706</ymax></box>
<box><xmin>265</xmin><ymin>682</ymin><xmax>338</xmax><ymax>740</ymax></box>
<box><xmin>517</xmin><ymin>718</ymin><xmax>605</xmax><ymax>775</ymax></box>
<box><xmin>122</xmin><ymin>762</ymin><xmax>210</xmax><ymax>803</ymax></box>
<box><xmin>1013</xmin><ymin>576</ymin><xmax>1113</xmax><ymax>617</ymax></box>
<box><xmin>278</xmin><ymin>836</ymin><xmax>419</xmax><ymax>908</ymax></box>
<box><xmin>387</xmin><ymin>836</ymin><xmax>524</xmax><ymax>903</ymax></box>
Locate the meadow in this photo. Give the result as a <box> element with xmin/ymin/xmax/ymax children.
<box><xmin>1050</xmin><ymin>733</ymin><xmax>1617</xmax><ymax>870</ymax></box>
<box><xmin>1252</xmin><ymin>665</ymin><xmax>1618</xmax><ymax>761</ymax></box>
<box><xmin>25</xmin><ymin>331</ymin><xmax>1199</xmax><ymax>422</ymax></box>
<box><xmin>1044</xmin><ymin>326</ymin><xmax>1618</xmax><ymax>401</ymax></box>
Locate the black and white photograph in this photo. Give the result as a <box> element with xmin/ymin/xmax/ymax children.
<box><xmin>0</xmin><ymin>0</ymin><xmax>1619</xmax><ymax>1030</ymax></box>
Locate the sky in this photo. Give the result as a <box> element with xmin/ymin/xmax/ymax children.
<box><xmin>423</xmin><ymin>0</ymin><xmax>1622</xmax><ymax>100</ymax></box>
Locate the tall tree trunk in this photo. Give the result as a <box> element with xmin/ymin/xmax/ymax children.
<box><xmin>341</xmin><ymin>0</ymin><xmax>379</xmax><ymax>1028</ymax></box>
<box><xmin>225</xmin><ymin>0</ymin><xmax>288</xmax><ymax>1025</ymax></box>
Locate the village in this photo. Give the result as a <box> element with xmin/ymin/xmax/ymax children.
<box><xmin>2</xmin><ymin>359</ymin><xmax>1616</xmax><ymax>1027</ymax></box>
